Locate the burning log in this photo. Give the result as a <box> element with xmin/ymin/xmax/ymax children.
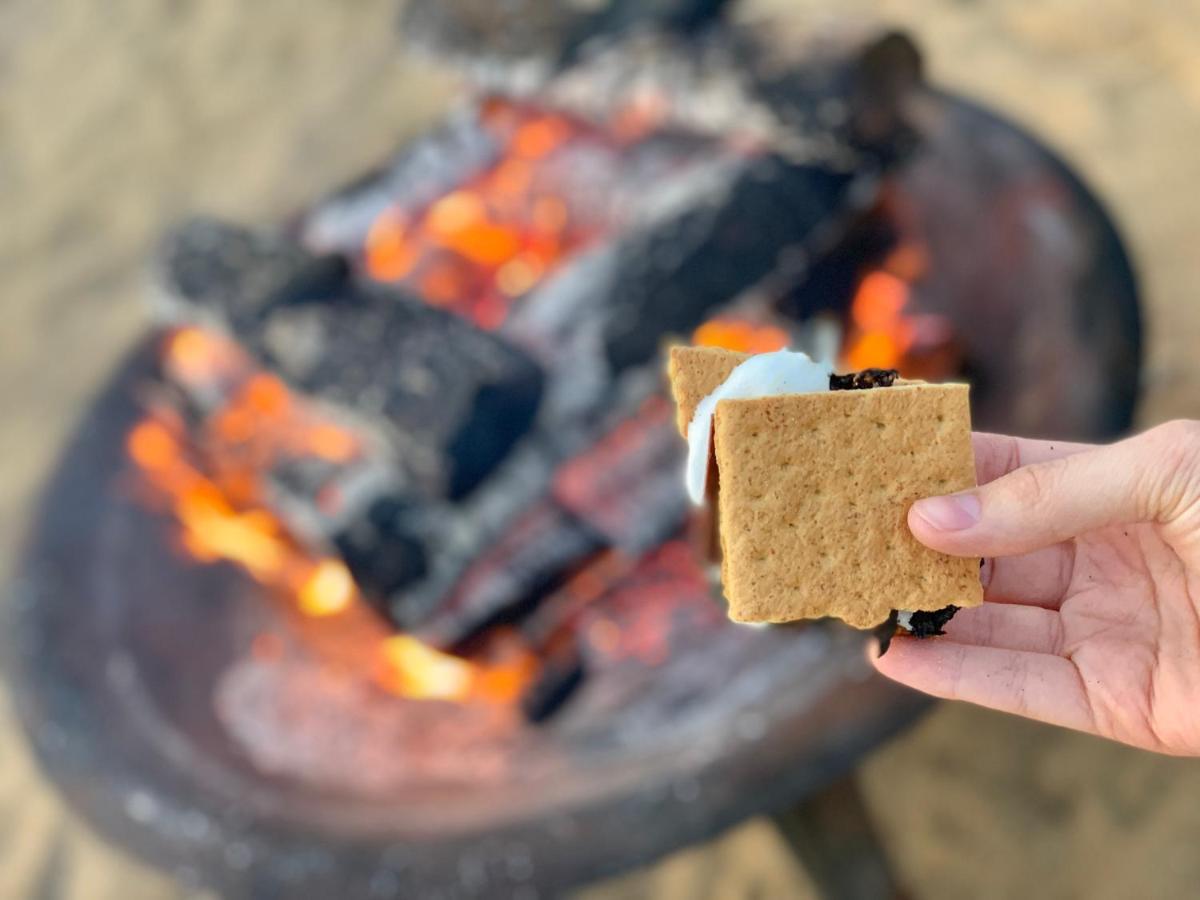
<box><xmin>330</xmin><ymin>494</ymin><xmax>430</xmax><ymax>609</ymax></box>
<box><xmin>417</xmin><ymin>503</ymin><xmax>605</xmax><ymax>647</ymax></box>
<box><xmin>415</xmin><ymin>391</ymin><xmax>694</xmax><ymax>650</ymax></box>
<box><xmin>157</xmin><ymin>219</ymin><xmax>545</xmax><ymax>501</ymax></box>
<box><xmin>137</xmin><ymin>12</ymin><xmax>935</xmax><ymax>723</ymax></box>
<box><xmin>596</xmin><ymin>155</ymin><xmax>866</xmax><ymax>372</ymax></box>
<box><xmin>552</xmin><ymin>395</ymin><xmax>686</xmax><ymax>554</ymax></box>
<box><xmin>520</xmin><ymin>639</ymin><xmax>588</xmax><ymax>723</ymax></box>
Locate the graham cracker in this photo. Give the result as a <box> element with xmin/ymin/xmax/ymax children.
<box><xmin>711</xmin><ymin>384</ymin><xmax>982</xmax><ymax>628</ymax></box>
<box><xmin>666</xmin><ymin>345</ymin><xmax>748</xmax><ymax>436</ymax></box>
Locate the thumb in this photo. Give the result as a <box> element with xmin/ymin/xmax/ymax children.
<box><xmin>908</xmin><ymin>420</ymin><xmax>1200</xmax><ymax>557</ymax></box>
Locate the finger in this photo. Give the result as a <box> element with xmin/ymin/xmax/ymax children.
<box><xmin>940</xmin><ymin>603</ymin><xmax>1065</xmax><ymax>655</ymax></box>
<box><xmin>911</xmin><ymin>421</ymin><xmax>1200</xmax><ymax>557</ymax></box>
<box><xmin>984</xmin><ymin>542</ymin><xmax>1076</xmax><ymax>609</ymax></box>
<box><xmin>873</xmin><ymin>639</ymin><xmax>1094</xmax><ymax>734</ymax></box>
<box><xmin>972</xmin><ymin>432</ymin><xmax>1095</xmax><ymax>485</ymax></box>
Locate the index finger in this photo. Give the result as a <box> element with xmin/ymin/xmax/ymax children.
<box><xmin>872</xmin><ymin>638</ymin><xmax>1096</xmax><ymax>735</ymax></box>
<box><xmin>972</xmin><ymin>432</ymin><xmax>1096</xmax><ymax>485</ymax></box>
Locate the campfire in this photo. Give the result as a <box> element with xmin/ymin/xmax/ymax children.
<box><xmin>131</xmin><ymin>153</ymin><xmax>955</xmax><ymax>739</ymax></box>
<box><xmin>9</xmin><ymin>3</ymin><xmax>1141</xmax><ymax>897</ymax></box>
<box><xmin>130</xmin><ymin>17</ymin><xmax>951</xmax><ymax>747</ymax></box>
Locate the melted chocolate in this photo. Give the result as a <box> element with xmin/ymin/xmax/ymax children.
<box><xmin>828</xmin><ymin>368</ymin><xmax>900</xmax><ymax>391</ymax></box>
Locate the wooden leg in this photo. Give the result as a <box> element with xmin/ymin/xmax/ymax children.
<box><xmin>772</xmin><ymin>774</ymin><xmax>908</xmax><ymax>900</ymax></box>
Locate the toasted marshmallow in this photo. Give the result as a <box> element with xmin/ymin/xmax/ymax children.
<box><xmin>685</xmin><ymin>349</ymin><xmax>832</xmax><ymax>504</ymax></box>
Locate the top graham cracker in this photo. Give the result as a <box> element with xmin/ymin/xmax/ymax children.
<box><xmin>667</xmin><ymin>345</ymin><xmax>748</xmax><ymax>436</ymax></box>
<box><xmin>666</xmin><ymin>345</ymin><xmax>983</xmax><ymax>629</ymax></box>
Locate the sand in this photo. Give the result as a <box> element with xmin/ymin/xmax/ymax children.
<box><xmin>3</xmin><ymin>1</ymin><xmax>1200</xmax><ymax>898</ymax></box>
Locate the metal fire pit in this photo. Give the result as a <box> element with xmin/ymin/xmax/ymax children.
<box><xmin>8</xmin><ymin>339</ymin><xmax>926</xmax><ymax>898</ymax></box>
<box><xmin>5</xmin><ymin>91</ymin><xmax>1140</xmax><ymax>899</ymax></box>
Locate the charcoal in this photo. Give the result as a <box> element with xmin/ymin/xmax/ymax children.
<box><xmin>417</xmin><ymin>505</ymin><xmax>604</xmax><ymax>647</ymax></box>
<box><xmin>156</xmin><ymin>217</ymin><xmax>350</xmax><ymax>331</ymax></box>
<box><xmin>552</xmin><ymin>399</ymin><xmax>686</xmax><ymax>554</ymax></box>
<box><xmin>776</xmin><ymin>210</ymin><xmax>898</xmax><ymax>321</ymax></box>
<box><xmin>445</xmin><ymin>368</ymin><xmax>545</xmax><ymax>500</ymax></box>
<box><xmin>263</xmin><ymin>454</ymin><xmax>397</xmax><ymax>548</ymax></box>
<box><xmin>155</xmin><ymin>221</ymin><xmax>546</xmax><ymax>500</ymax></box>
<box><xmin>332</xmin><ymin>496</ymin><xmax>430</xmax><ymax>605</ymax></box>
<box><xmin>600</xmin><ymin>157</ymin><xmax>863</xmax><ymax>372</ymax></box>
<box><xmin>520</xmin><ymin>642</ymin><xmax>587</xmax><ymax>724</ymax></box>
<box><xmin>254</xmin><ymin>284</ymin><xmax>544</xmax><ymax>499</ymax></box>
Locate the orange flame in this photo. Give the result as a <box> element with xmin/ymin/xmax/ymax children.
<box><xmin>843</xmin><ymin>246</ymin><xmax>927</xmax><ymax>371</ymax></box>
<box><xmin>363</xmin><ymin>100</ymin><xmax>612</xmax><ymax>330</ymax></box>
<box><xmin>298</xmin><ymin>559</ymin><xmax>356</xmax><ymax>617</ymax></box>
<box><xmin>693</xmin><ymin>317</ymin><xmax>790</xmax><ymax>354</ymax></box>
<box><xmin>128</xmin><ymin>328</ymin><xmax>535</xmax><ymax>705</ymax></box>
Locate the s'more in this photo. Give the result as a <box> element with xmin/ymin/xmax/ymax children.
<box><xmin>667</xmin><ymin>345</ymin><xmax>983</xmax><ymax>639</ymax></box>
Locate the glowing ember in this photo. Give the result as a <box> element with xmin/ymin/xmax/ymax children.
<box><xmin>693</xmin><ymin>317</ymin><xmax>790</xmax><ymax>354</ymax></box>
<box><xmin>363</xmin><ymin>100</ymin><xmax>621</xmax><ymax>330</ymax></box>
<box><xmin>376</xmin><ymin>633</ymin><xmax>536</xmax><ymax>705</ymax></box>
<box><xmin>298</xmin><ymin>560</ymin><xmax>356</xmax><ymax>618</ymax></box>
<box><xmin>127</xmin><ymin>328</ymin><xmax>534</xmax><ymax>706</ymax></box>
<box><xmin>378</xmin><ymin>636</ymin><xmax>474</xmax><ymax>701</ymax></box>
<box><xmin>840</xmin><ymin>243</ymin><xmax>963</xmax><ymax>380</ymax></box>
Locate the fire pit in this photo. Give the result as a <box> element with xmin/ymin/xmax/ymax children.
<box><xmin>5</xmin><ymin>6</ymin><xmax>1139</xmax><ymax>899</ymax></box>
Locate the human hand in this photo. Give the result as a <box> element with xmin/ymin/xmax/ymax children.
<box><xmin>873</xmin><ymin>422</ymin><xmax>1200</xmax><ymax>756</ymax></box>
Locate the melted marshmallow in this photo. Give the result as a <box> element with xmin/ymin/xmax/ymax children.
<box><xmin>685</xmin><ymin>349</ymin><xmax>832</xmax><ymax>505</ymax></box>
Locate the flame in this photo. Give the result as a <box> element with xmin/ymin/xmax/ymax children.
<box><xmin>377</xmin><ymin>635</ymin><xmax>474</xmax><ymax>701</ymax></box>
<box><xmin>843</xmin><ymin>247</ymin><xmax>924</xmax><ymax>371</ymax></box>
<box><xmin>128</xmin><ymin>328</ymin><xmax>534</xmax><ymax>706</ymax></box>
<box><xmin>363</xmin><ymin>100</ymin><xmax>614</xmax><ymax>330</ymax></box>
<box><xmin>376</xmin><ymin>633</ymin><xmax>536</xmax><ymax>704</ymax></box>
<box><xmin>693</xmin><ymin>317</ymin><xmax>790</xmax><ymax>354</ymax></box>
<box><xmin>298</xmin><ymin>559</ymin><xmax>356</xmax><ymax>617</ymax></box>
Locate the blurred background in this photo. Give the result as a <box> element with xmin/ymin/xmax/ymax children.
<box><xmin>3</xmin><ymin>1</ymin><xmax>1200</xmax><ymax>898</ymax></box>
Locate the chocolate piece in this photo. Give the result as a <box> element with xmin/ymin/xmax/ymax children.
<box><xmin>872</xmin><ymin>610</ymin><xmax>900</xmax><ymax>656</ymax></box>
<box><xmin>874</xmin><ymin>603</ymin><xmax>960</xmax><ymax>656</ymax></box>
<box><xmin>828</xmin><ymin>368</ymin><xmax>900</xmax><ymax>391</ymax></box>
<box><xmin>904</xmin><ymin>604</ymin><xmax>959</xmax><ymax>637</ymax></box>
<box><xmin>521</xmin><ymin>644</ymin><xmax>587</xmax><ymax>724</ymax></box>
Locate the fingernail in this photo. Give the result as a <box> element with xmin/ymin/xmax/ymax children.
<box><xmin>912</xmin><ymin>493</ymin><xmax>981</xmax><ymax>531</ymax></box>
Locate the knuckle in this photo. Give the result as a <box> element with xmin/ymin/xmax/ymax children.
<box><xmin>1150</xmin><ymin>418</ymin><xmax>1200</xmax><ymax>451</ymax></box>
<box><xmin>1002</xmin><ymin>461</ymin><xmax>1058</xmax><ymax>509</ymax></box>
<box><xmin>1001</xmin><ymin>435</ymin><xmax>1023</xmax><ymax>478</ymax></box>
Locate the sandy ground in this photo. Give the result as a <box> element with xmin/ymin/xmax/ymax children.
<box><xmin>3</xmin><ymin>1</ymin><xmax>1200</xmax><ymax>898</ymax></box>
